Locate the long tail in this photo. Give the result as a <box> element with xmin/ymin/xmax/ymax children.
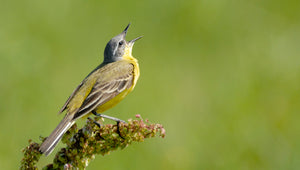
<box><xmin>39</xmin><ymin>114</ymin><xmax>75</xmax><ymax>156</ymax></box>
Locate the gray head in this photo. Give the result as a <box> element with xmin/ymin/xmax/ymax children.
<box><xmin>103</xmin><ymin>23</ymin><xmax>142</xmax><ymax>63</ymax></box>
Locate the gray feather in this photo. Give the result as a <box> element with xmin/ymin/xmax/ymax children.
<box><xmin>39</xmin><ymin>114</ymin><xmax>74</xmax><ymax>156</ymax></box>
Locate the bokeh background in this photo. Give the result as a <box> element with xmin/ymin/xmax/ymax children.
<box><xmin>1</xmin><ymin>0</ymin><xmax>300</xmax><ymax>169</ymax></box>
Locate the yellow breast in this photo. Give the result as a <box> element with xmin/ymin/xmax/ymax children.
<box><xmin>95</xmin><ymin>53</ymin><xmax>139</xmax><ymax>113</ymax></box>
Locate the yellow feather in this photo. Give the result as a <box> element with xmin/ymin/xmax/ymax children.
<box><xmin>96</xmin><ymin>45</ymin><xmax>140</xmax><ymax>113</ymax></box>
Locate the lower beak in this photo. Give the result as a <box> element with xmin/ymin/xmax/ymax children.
<box><xmin>128</xmin><ymin>36</ymin><xmax>143</xmax><ymax>46</ymax></box>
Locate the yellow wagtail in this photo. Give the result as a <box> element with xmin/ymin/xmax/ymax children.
<box><xmin>39</xmin><ymin>23</ymin><xmax>142</xmax><ymax>156</ymax></box>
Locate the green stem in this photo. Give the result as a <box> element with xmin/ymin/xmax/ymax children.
<box><xmin>20</xmin><ymin>115</ymin><xmax>165</xmax><ymax>170</ymax></box>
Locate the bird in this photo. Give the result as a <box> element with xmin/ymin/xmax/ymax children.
<box><xmin>39</xmin><ymin>23</ymin><xmax>142</xmax><ymax>156</ymax></box>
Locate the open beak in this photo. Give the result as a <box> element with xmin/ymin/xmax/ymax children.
<box><xmin>121</xmin><ymin>23</ymin><xmax>143</xmax><ymax>46</ymax></box>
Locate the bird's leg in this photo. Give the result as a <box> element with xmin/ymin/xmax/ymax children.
<box><xmin>116</xmin><ymin>121</ymin><xmax>125</xmax><ymax>139</ymax></box>
<box><xmin>87</xmin><ymin>117</ymin><xmax>105</xmax><ymax>140</ymax></box>
<box><xmin>92</xmin><ymin>111</ymin><xmax>126</xmax><ymax>123</ymax></box>
<box><xmin>87</xmin><ymin>117</ymin><xmax>101</xmax><ymax>128</ymax></box>
<box><xmin>92</xmin><ymin>111</ymin><xmax>125</xmax><ymax>139</ymax></box>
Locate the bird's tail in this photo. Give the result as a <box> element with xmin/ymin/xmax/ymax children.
<box><xmin>39</xmin><ymin>114</ymin><xmax>75</xmax><ymax>156</ymax></box>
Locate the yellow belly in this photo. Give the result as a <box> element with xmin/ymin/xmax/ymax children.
<box><xmin>96</xmin><ymin>58</ymin><xmax>139</xmax><ymax>113</ymax></box>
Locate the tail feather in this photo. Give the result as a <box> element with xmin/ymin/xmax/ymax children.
<box><xmin>40</xmin><ymin>115</ymin><xmax>75</xmax><ymax>156</ymax></box>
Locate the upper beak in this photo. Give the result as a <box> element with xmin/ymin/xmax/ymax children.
<box><xmin>128</xmin><ymin>36</ymin><xmax>143</xmax><ymax>46</ymax></box>
<box><xmin>121</xmin><ymin>23</ymin><xmax>131</xmax><ymax>38</ymax></box>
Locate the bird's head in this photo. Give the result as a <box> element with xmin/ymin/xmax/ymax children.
<box><xmin>104</xmin><ymin>23</ymin><xmax>142</xmax><ymax>63</ymax></box>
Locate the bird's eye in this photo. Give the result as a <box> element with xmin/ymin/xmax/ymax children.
<box><xmin>118</xmin><ymin>41</ymin><xmax>124</xmax><ymax>46</ymax></box>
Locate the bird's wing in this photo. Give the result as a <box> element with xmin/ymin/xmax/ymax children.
<box><xmin>58</xmin><ymin>81</ymin><xmax>84</xmax><ymax>114</ymax></box>
<box><xmin>71</xmin><ymin>61</ymin><xmax>134</xmax><ymax>119</ymax></box>
<box><xmin>58</xmin><ymin>64</ymin><xmax>107</xmax><ymax>114</ymax></box>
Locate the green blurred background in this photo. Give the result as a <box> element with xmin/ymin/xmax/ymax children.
<box><xmin>1</xmin><ymin>0</ymin><xmax>300</xmax><ymax>169</ymax></box>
